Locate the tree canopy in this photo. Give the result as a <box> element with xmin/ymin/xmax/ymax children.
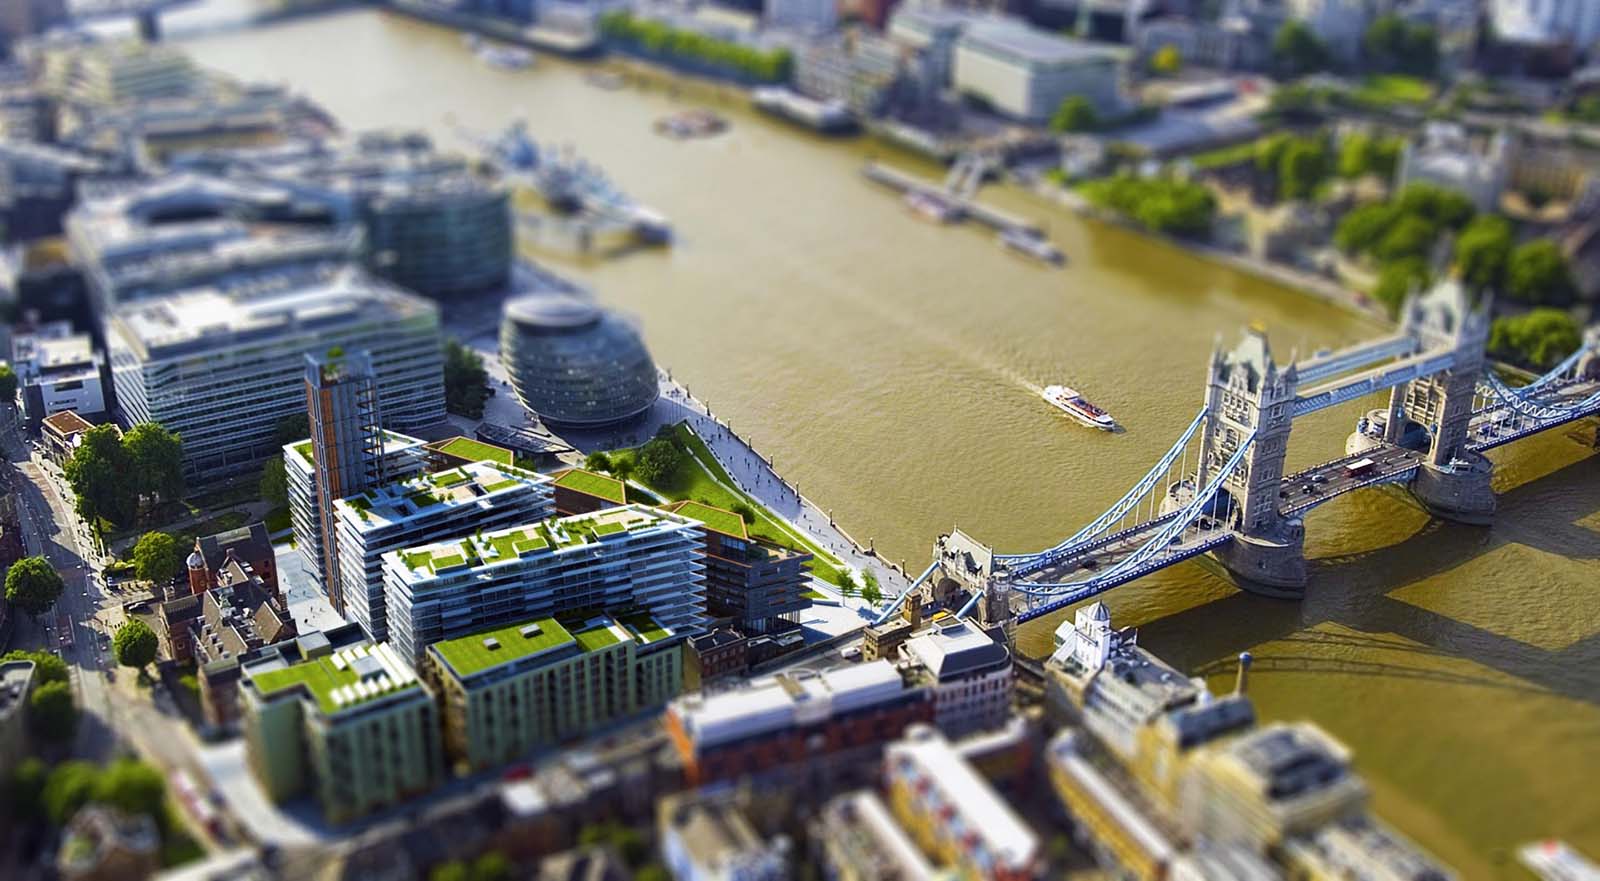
<box><xmin>1452</xmin><ymin>215</ymin><xmax>1513</xmax><ymax>290</ymax></box>
<box><xmin>599</xmin><ymin>12</ymin><xmax>792</xmax><ymax>82</ymax></box>
<box><xmin>634</xmin><ymin>436</ymin><xmax>684</xmax><ymax>486</ymax></box>
<box><xmin>123</xmin><ymin>422</ymin><xmax>185</xmax><ymax>514</ymax></box>
<box><xmin>1506</xmin><ymin>240</ymin><xmax>1576</xmax><ymax>306</ymax></box>
<box><xmin>1050</xmin><ymin>96</ymin><xmax>1099</xmax><ymax>133</ymax></box>
<box><xmin>274</xmin><ymin>413</ymin><xmax>310</xmax><ymax>446</ymax></box>
<box><xmin>583</xmin><ymin>451</ymin><xmax>613</xmax><ymax>473</ymax></box>
<box><xmin>0</xmin><ymin>363</ymin><xmax>17</xmax><ymax>403</ymax></box>
<box><xmin>113</xmin><ymin>619</ymin><xmax>159</xmax><ymax>672</ymax></box>
<box><xmin>1363</xmin><ymin>14</ymin><xmax>1438</xmax><ymax>76</ymax></box>
<box><xmin>1080</xmin><ymin>174</ymin><xmax>1217</xmax><ymax>237</ymax></box>
<box><xmin>1272</xmin><ymin>20</ymin><xmax>1330</xmax><ymax>77</ymax></box>
<box><xmin>5</xmin><ymin>556</ymin><xmax>64</xmax><ymax>619</ymax></box>
<box><xmin>1373</xmin><ymin>258</ymin><xmax>1431</xmax><ymax>316</ymax></box>
<box><xmin>260</xmin><ymin>457</ymin><xmax>289</xmax><ymax>509</ymax></box>
<box><xmin>443</xmin><ymin>339</ymin><xmax>490</xmax><ymax>420</ymax></box>
<box><xmin>1337</xmin><ymin>133</ymin><xmax>1402</xmax><ymax>180</ymax></box>
<box><xmin>64</xmin><ymin>424</ymin><xmax>134</xmax><ymax>529</ymax></box>
<box><xmin>29</xmin><ymin>681</ymin><xmax>78</xmax><ymax>741</ymax></box>
<box><xmin>1489</xmin><ymin>309</ymin><xmax>1582</xmax><ymax>369</ymax></box>
<box><xmin>132</xmin><ymin>532</ymin><xmax>184</xmax><ymax>586</ymax></box>
<box><xmin>2</xmin><ymin>650</ymin><xmax>69</xmax><ymax>685</ymax></box>
<box><xmin>42</xmin><ymin>760</ymin><xmax>99</xmax><ymax>826</ymax></box>
<box><xmin>94</xmin><ymin>759</ymin><xmax>166</xmax><ymax>819</ymax></box>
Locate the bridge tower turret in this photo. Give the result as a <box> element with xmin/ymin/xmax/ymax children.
<box><xmin>1397</xmin><ymin>279</ymin><xmax>1498</xmax><ymax>523</ymax></box>
<box><xmin>1203</xmin><ymin>328</ymin><xmax>1309</xmax><ymax>594</ymax></box>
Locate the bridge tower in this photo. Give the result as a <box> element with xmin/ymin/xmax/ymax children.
<box><xmin>1396</xmin><ymin>279</ymin><xmax>1497</xmax><ymax>524</ymax></box>
<box><xmin>1201</xmin><ymin>328</ymin><xmax>1308</xmax><ymax>594</ymax></box>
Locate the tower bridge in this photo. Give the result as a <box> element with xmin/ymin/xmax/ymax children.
<box><xmin>876</xmin><ymin>280</ymin><xmax>1600</xmax><ymax>634</ymax></box>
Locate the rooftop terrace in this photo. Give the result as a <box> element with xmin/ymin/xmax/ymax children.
<box><xmin>430</xmin><ymin>436</ymin><xmax>514</xmax><ymax>466</ymax></box>
<box><xmin>663</xmin><ymin>500</ymin><xmax>748</xmax><ymax>540</ymax></box>
<box><xmin>247</xmin><ymin>642</ymin><xmax>421</xmax><ymax>715</ymax></box>
<box><xmin>431</xmin><ymin>612</ymin><xmax>670</xmax><ymax>678</ymax></box>
<box><xmin>389</xmin><ymin>504</ymin><xmax>690</xmax><ymax>578</ymax></box>
<box><xmin>552</xmin><ymin>468</ymin><xmax>627</xmax><ymax>504</ymax></box>
<box><xmin>335</xmin><ymin>460</ymin><xmax>547</xmax><ymax>530</ymax></box>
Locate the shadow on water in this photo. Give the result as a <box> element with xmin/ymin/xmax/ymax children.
<box><xmin>1135</xmin><ymin>453</ymin><xmax>1600</xmax><ymax>705</ymax></box>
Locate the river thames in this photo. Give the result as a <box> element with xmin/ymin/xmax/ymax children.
<box><xmin>165</xmin><ymin>7</ymin><xmax>1600</xmax><ymax>873</ymax></box>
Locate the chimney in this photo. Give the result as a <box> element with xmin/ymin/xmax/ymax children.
<box><xmin>1234</xmin><ymin>651</ymin><xmax>1253</xmax><ymax>695</ymax></box>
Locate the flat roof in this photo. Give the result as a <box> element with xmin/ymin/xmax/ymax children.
<box><xmin>671</xmin><ymin>661</ymin><xmax>910</xmax><ymax>749</ymax></box>
<box><xmin>387</xmin><ymin>504</ymin><xmax>690</xmax><ymax>580</ymax></box>
<box><xmin>42</xmin><ymin>410</ymin><xmax>94</xmax><ymax>436</ymax></box>
<box><xmin>552</xmin><ymin>468</ymin><xmax>627</xmax><ymax>504</ymax></box>
<box><xmin>431</xmin><ymin>616</ymin><xmax>575</xmax><ymax>677</ymax></box>
<box><xmin>889</xmin><ymin>732</ymin><xmax>1038</xmax><ymax>869</ymax></box>
<box><xmin>336</xmin><ymin>460</ymin><xmax>548</xmax><ymax>531</ymax></box>
<box><xmin>247</xmin><ymin>642</ymin><xmax>422</xmax><ymax>715</ymax></box>
<box><xmin>960</xmin><ymin>19</ymin><xmax>1128</xmax><ymax>66</ymax></box>
<box><xmin>429</xmin><ymin>436</ymin><xmax>514</xmax><ymax>466</ymax></box>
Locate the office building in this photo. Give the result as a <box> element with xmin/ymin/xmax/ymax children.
<box><xmin>767</xmin><ymin>0</ymin><xmax>838</xmax><ymax>32</ymax></box>
<box><xmin>286</xmin><ymin>427</ymin><xmax>428</xmax><ymax>597</ymax></box>
<box><xmin>9</xmin><ymin>321</ymin><xmax>108</xmax><ymax>431</ymax></box>
<box><xmin>899</xmin><ymin>621</ymin><xmax>1012</xmax><ymax>738</ymax></box>
<box><xmin>663</xmin><ymin>500</ymin><xmax>811</xmax><ymax>636</ymax></box>
<box><xmin>424</xmin><ymin>612</ymin><xmax>682</xmax><ymax>773</ymax></box>
<box><xmin>241</xmin><ymin>640</ymin><xmax>443</xmax><ymax>825</ymax></box>
<box><xmin>53</xmin><ymin>40</ymin><xmax>199</xmax><ymax>107</ymax></box>
<box><xmin>333</xmin><ymin>460</ymin><xmax>554</xmax><ymax>644</ymax></box>
<box><xmin>500</xmin><ymin>294</ymin><xmax>660</xmax><ymax>429</ymax></box>
<box><xmin>105</xmin><ymin>266</ymin><xmax>446</xmax><ymax>484</ymax></box>
<box><xmin>0</xmin><ymin>140</ymin><xmax>113</xmax><ymax>241</ymax></box>
<box><xmin>0</xmin><ymin>660</ymin><xmax>36</xmax><ymax>780</ymax></box>
<box><xmin>953</xmin><ymin>18</ymin><xmax>1128</xmax><ymax>122</ymax></box>
<box><xmin>884</xmin><ymin>725</ymin><xmax>1041</xmax><ymax>881</ymax></box>
<box><xmin>658</xmin><ymin>790</ymin><xmax>792</xmax><ymax>881</ymax></box>
<box><xmin>382</xmin><ymin>504</ymin><xmax>706</xmax><ymax>663</ymax></box>
<box><xmin>665</xmin><ymin>661</ymin><xmax>933</xmax><ymax>788</ymax></box>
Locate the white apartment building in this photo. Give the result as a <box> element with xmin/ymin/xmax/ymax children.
<box><xmin>1492</xmin><ymin>0</ymin><xmax>1600</xmax><ymax>48</ymax></box>
<box><xmin>106</xmin><ymin>266</ymin><xmax>445</xmax><ymax>484</ymax></box>
<box><xmin>332</xmin><ymin>461</ymin><xmax>554</xmax><ymax>645</ymax></box>
<box><xmin>382</xmin><ymin>505</ymin><xmax>707</xmax><ymax>664</ymax></box>
<box><xmin>9</xmin><ymin>321</ymin><xmax>107</xmax><ymax>431</ymax></box>
<box><xmin>953</xmin><ymin>18</ymin><xmax>1128</xmax><ymax>123</ymax></box>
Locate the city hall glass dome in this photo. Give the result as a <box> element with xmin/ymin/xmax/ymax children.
<box><xmin>500</xmin><ymin>294</ymin><xmax>660</xmax><ymax>428</ymax></box>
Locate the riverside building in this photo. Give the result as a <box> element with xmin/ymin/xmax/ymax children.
<box><xmin>105</xmin><ymin>265</ymin><xmax>446</xmax><ymax>483</ymax></box>
<box><xmin>381</xmin><ymin>504</ymin><xmax>707</xmax><ymax>664</ymax></box>
<box><xmin>952</xmin><ymin>19</ymin><xmax>1128</xmax><ymax>123</ymax></box>
<box><xmin>424</xmin><ymin>612</ymin><xmax>682</xmax><ymax>773</ymax></box>
<box><xmin>240</xmin><ymin>641</ymin><xmax>443</xmax><ymax>825</ymax></box>
<box><xmin>499</xmin><ymin>294</ymin><xmax>660</xmax><ymax>429</ymax></box>
<box><xmin>661</xmin><ymin>500</ymin><xmax>811</xmax><ymax>636</ymax></box>
<box><xmin>332</xmin><ymin>460</ymin><xmax>554</xmax><ymax>644</ymax></box>
<box><xmin>899</xmin><ymin>620</ymin><xmax>1012</xmax><ymax>739</ymax></box>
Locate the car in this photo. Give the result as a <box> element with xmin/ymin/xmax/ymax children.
<box><xmin>839</xmin><ymin>645</ymin><xmax>862</xmax><ymax>661</ymax></box>
<box><xmin>1302</xmin><ymin>485</ymin><xmax>1315</xmax><ymax>495</ymax></box>
<box><xmin>1312</xmin><ymin>474</ymin><xmax>1326</xmax><ymax>483</ymax></box>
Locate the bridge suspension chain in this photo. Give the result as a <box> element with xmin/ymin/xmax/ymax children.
<box><xmin>997</xmin><ymin>407</ymin><xmax>1209</xmax><ymax>571</ymax></box>
<box><xmin>1013</xmin><ymin>431</ymin><xmax>1257</xmax><ymax>597</ymax></box>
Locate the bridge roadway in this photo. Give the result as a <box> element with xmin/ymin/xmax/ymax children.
<box><xmin>1006</xmin><ymin>377</ymin><xmax>1600</xmax><ymax>605</ymax></box>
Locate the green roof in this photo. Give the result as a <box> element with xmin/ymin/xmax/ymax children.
<box><xmin>435</xmin><ymin>436</ymin><xmax>514</xmax><ymax>466</ymax></box>
<box><xmin>250</xmin><ymin>652</ymin><xmax>417</xmax><ymax>714</ymax></box>
<box><xmin>619</xmin><ymin>612</ymin><xmax>670</xmax><ymax>645</ymax></box>
<box><xmin>666</xmin><ymin>500</ymin><xmax>747</xmax><ymax>539</ymax></box>
<box><xmin>292</xmin><ymin>441</ymin><xmax>313</xmax><ymax>464</ymax></box>
<box><xmin>483</xmin><ymin>478</ymin><xmax>520</xmax><ymax>493</ymax></box>
<box><xmin>429</xmin><ymin>469</ymin><xmax>469</xmax><ymax>488</ymax></box>
<box><xmin>432</xmin><ymin>617</ymin><xmax>575</xmax><ymax>677</ymax></box>
<box><xmin>554</xmin><ymin>469</ymin><xmax>627</xmax><ymax>504</ymax></box>
<box><xmin>574</xmin><ymin>623</ymin><xmax>622</xmax><ymax>653</ymax></box>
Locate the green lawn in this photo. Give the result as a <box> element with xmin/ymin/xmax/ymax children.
<box><xmin>437</xmin><ymin>436</ymin><xmax>514</xmax><ymax>465</ymax></box>
<box><xmin>666</xmin><ymin>500</ymin><xmax>748</xmax><ymax>539</ymax></box>
<box><xmin>606</xmin><ymin>423</ymin><xmax>846</xmax><ymax>585</ymax></box>
<box><xmin>1353</xmin><ymin>75</ymin><xmax>1434</xmax><ymax>107</ymax></box>
<box><xmin>575</xmin><ymin>623</ymin><xmax>622</xmax><ymax>653</ymax></box>
<box><xmin>429</xmin><ymin>469</ymin><xmax>469</xmax><ymax>488</ymax></box>
<box><xmin>433</xmin><ymin>616</ymin><xmax>574</xmax><ymax>676</ymax></box>
<box><xmin>1187</xmin><ymin>139</ymin><xmax>1259</xmax><ymax>170</ymax></box>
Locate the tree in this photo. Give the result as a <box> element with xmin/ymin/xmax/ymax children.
<box><xmin>132</xmin><ymin>532</ymin><xmax>184</xmax><ymax>586</ymax></box>
<box><xmin>835</xmin><ymin>569</ymin><xmax>858</xmax><ymax>596</ymax></box>
<box><xmin>429</xmin><ymin>863</ymin><xmax>469</xmax><ymax>881</ymax></box>
<box><xmin>2</xmin><ymin>650</ymin><xmax>69</xmax><ymax>685</ymax></box>
<box><xmin>861</xmin><ymin>571</ymin><xmax>882</xmax><ymax>606</ymax></box>
<box><xmin>0</xmin><ymin>363</ymin><xmax>17</xmax><ymax>405</ymax></box>
<box><xmin>730</xmin><ymin>501</ymin><xmax>756</xmax><ymax>525</ymax></box>
<box><xmin>1373</xmin><ymin>258</ymin><xmax>1430</xmax><ymax>315</ymax></box>
<box><xmin>1336</xmin><ymin>203</ymin><xmax>1401</xmax><ymax>255</ymax></box>
<box><xmin>1489</xmin><ymin>309</ymin><xmax>1582</xmax><ymax>369</ymax></box>
<box><xmin>1374</xmin><ymin>214</ymin><xmax>1438</xmax><ymax>262</ymax></box>
<box><xmin>1395</xmin><ymin>183</ymin><xmax>1474</xmax><ymax>231</ymax></box>
<box><xmin>469</xmin><ymin>853</ymin><xmax>513</xmax><ymax>881</ymax></box>
<box><xmin>4</xmin><ymin>556</ymin><xmax>64</xmax><ymax>619</ymax></box>
<box><xmin>6</xmin><ymin>757</ymin><xmax>49</xmax><ymax>821</ymax></box>
<box><xmin>1278</xmin><ymin>138</ymin><xmax>1330</xmax><ymax>200</ymax></box>
<box><xmin>1337</xmin><ymin>133</ymin><xmax>1401</xmax><ymax>180</ymax></box>
<box><xmin>42</xmin><ymin>760</ymin><xmax>98</xmax><ymax>825</ymax></box>
<box><xmin>443</xmin><ymin>339</ymin><xmax>490</xmax><ymax>419</ymax></box>
<box><xmin>1452</xmin><ymin>215</ymin><xmax>1513</xmax><ymax>290</ymax></box>
<box><xmin>94</xmin><ymin>759</ymin><xmax>166</xmax><ymax>820</ymax></box>
<box><xmin>122</xmin><ymin>423</ymin><xmax>185</xmax><ymax>516</ymax></box>
<box><xmin>1506</xmin><ymin>240</ymin><xmax>1576</xmax><ymax>306</ymax></box>
<box><xmin>30</xmin><ymin>681</ymin><xmax>78</xmax><ymax>741</ymax></box>
<box><xmin>1272</xmin><ymin>20</ymin><xmax>1329</xmax><ymax>77</ymax></box>
<box><xmin>634</xmin><ymin>436</ymin><xmax>683</xmax><ymax>486</ymax></box>
<box><xmin>260</xmin><ymin>457</ymin><xmax>289</xmax><ymax>508</ymax></box>
<box><xmin>274</xmin><ymin>413</ymin><xmax>310</xmax><ymax>446</ymax></box>
<box><xmin>610</xmin><ymin>457</ymin><xmax>636</xmax><ymax>485</ymax></box>
<box><xmin>1150</xmin><ymin>44</ymin><xmax>1182</xmax><ymax>75</ymax></box>
<box><xmin>64</xmin><ymin>424</ymin><xmax>134</xmax><ymax>530</ymax></box>
<box><xmin>113</xmin><ymin>619</ymin><xmax>159</xmax><ymax>673</ymax></box>
<box><xmin>583</xmin><ymin>451</ymin><xmax>613</xmax><ymax>473</ymax></box>
<box><xmin>1050</xmin><ymin>96</ymin><xmax>1098</xmax><ymax>133</ymax></box>
<box><xmin>1363</xmin><ymin>14</ymin><xmax>1438</xmax><ymax>76</ymax></box>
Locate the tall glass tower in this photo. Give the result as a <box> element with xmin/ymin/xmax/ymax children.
<box><xmin>305</xmin><ymin>349</ymin><xmax>385</xmax><ymax>612</ymax></box>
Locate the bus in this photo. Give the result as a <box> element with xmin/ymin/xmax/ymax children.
<box><xmin>1344</xmin><ymin>457</ymin><xmax>1377</xmax><ymax>478</ymax></box>
<box><xmin>169</xmin><ymin>770</ymin><xmax>223</xmax><ymax>840</ymax></box>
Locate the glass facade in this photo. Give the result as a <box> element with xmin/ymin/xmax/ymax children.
<box><xmin>499</xmin><ymin>294</ymin><xmax>660</xmax><ymax>428</ymax></box>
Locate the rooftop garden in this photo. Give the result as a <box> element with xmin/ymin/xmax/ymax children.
<box><xmin>293</xmin><ymin>441</ymin><xmax>313</xmax><ymax>464</ymax></box>
<box><xmin>600</xmin><ymin>423</ymin><xmax>846</xmax><ymax>586</ymax></box>
<box><xmin>482</xmin><ymin>478</ymin><xmax>521</xmax><ymax>494</ymax></box>
<box><xmin>249</xmin><ymin>653</ymin><xmax>412</xmax><ymax>714</ymax></box>
<box><xmin>429</xmin><ymin>469</ymin><xmax>469</xmax><ymax>488</ymax></box>
<box><xmin>665</xmin><ymin>500</ymin><xmax>747</xmax><ymax>540</ymax></box>
<box><xmin>554</xmin><ymin>469</ymin><xmax>627</xmax><ymax>504</ymax></box>
<box><xmin>619</xmin><ymin>612</ymin><xmax>670</xmax><ymax>645</ymax></box>
<box><xmin>574</xmin><ymin>623</ymin><xmax>622</xmax><ymax>654</ymax></box>
<box><xmin>432</xmin><ymin>616</ymin><xmax>575</xmax><ymax>677</ymax></box>
<box><xmin>435</xmin><ymin>436</ymin><xmax>513</xmax><ymax>466</ymax></box>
